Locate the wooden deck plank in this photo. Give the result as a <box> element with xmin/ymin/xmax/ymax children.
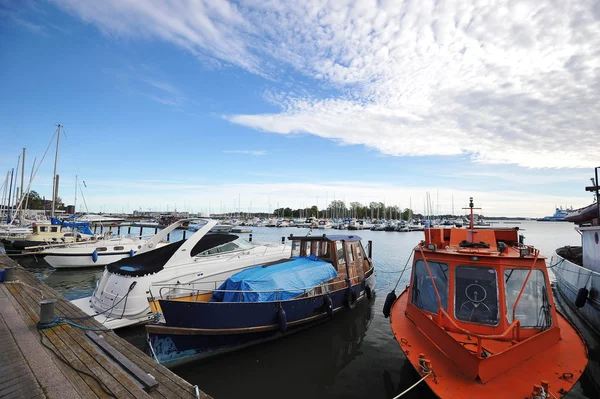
<box><xmin>6</xmin><ymin>265</ymin><xmax>202</xmax><ymax>399</ymax></box>
<box><xmin>11</xmin><ymin>279</ymin><xmax>148</xmax><ymax>399</ymax></box>
<box><xmin>86</xmin><ymin>331</ymin><xmax>159</xmax><ymax>391</ymax></box>
<box><xmin>10</xmin><ymin>273</ymin><xmax>177</xmax><ymax>399</ymax></box>
<box><xmin>4</xmin><ymin>282</ymin><xmax>98</xmax><ymax>399</ymax></box>
<box><xmin>44</xmin><ymin>293</ymin><xmax>190</xmax><ymax>399</ymax></box>
<box><xmin>0</xmin><ymin>313</ymin><xmax>44</xmax><ymax>399</ymax></box>
<box><xmin>13</xmin><ymin>271</ymin><xmax>195</xmax><ymax>399</ymax></box>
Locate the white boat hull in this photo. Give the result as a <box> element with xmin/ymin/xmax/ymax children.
<box><xmin>71</xmin><ymin>244</ymin><xmax>289</xmax><ymax>329</ymax></box>
<box><xmin>45</xmin><ymin>252</ymin><xmax>133</xmax><ymax>268</ymax></box>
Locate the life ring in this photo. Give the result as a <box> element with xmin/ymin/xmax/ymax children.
<box><xmin>365</xmin><ymin>284</ymin><xmax>373</xmax><ymax>300</ymax></box>
<box><xmin>344</xmin><ymin>289</ymin><xmax>357</xmax><ymax>310</ymax></box>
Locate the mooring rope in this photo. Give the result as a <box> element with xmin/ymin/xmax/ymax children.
<box><xmin>392</xmin><ymin>372</ymin><xmax>432</xmax><ymax>398</ymax></box>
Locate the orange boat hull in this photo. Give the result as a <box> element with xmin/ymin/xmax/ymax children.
<box><xmin>390</xmin><ymin>289</ymin><xmax>588</xmax><ymax>399</ymax></box>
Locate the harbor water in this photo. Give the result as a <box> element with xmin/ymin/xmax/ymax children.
<box><xmin>23</xmin><ymin>221</ymin><xmax>600</xmax><ymax>398</ymax></box>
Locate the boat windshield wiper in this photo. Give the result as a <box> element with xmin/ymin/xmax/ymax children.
<box><xmin>505</xmin><ymin>269</ymin><xmax>515</xmax><ymax>283</ymax></box>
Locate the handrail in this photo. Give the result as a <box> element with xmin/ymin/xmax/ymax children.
<box><xmin>438</xmin><ymin>308</ymin><xmax>521</xmax><ymax>342</ymax></box>
<box><xmin>512</xmin><ymin>247</ymin><xmax>540</xmax><ymax>323</ymax></box>
<box><xmin>155</xmin><ymin>274</ymin><xmax>363</xmax><ymax>299</ymax></box>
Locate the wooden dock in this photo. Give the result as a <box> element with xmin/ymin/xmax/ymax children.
<box><xmin>0</xmin><ymin>253</ymin><xmax>210</xmax><ymax>399</ymax></box>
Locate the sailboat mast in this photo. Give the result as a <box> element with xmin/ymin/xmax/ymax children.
<box><xmin>19</xmin><ymin>148</ymin><xmax>25</xmax><ymax>219</ymax></box>
<box><xmin>74</xmin><ymin>175</ymin><xmax>77</xmax><ymax>214</ymax></box>
<box><xmin>51</xmin><ymin>124</ymin><xmax>62</xmax><ymax>218</ymax></box>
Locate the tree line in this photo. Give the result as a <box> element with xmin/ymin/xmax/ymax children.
<box><xmin>271</xmin><ymin>200</ymin><xmax>422</xmax><ymax>220</ymax></box>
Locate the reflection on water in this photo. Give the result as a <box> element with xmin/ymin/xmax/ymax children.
<box><xmin>173</xmin><ymin>297</ymin><xmax>376</xmax><ymax>399</ymax></box>
<box><xmin>22</xmin><ymin>221</ymin><xmax>598</xmax><ymax>398</ymax></box>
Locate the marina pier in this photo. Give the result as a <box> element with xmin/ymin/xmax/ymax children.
<box><xmin>0</xmin><ymin>253</ymin><xmax>210</xmax><ymax>399</ymax></box>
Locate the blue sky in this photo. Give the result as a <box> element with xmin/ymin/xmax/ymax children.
<box><xmin>0</xmin><ymin>1</ymin><xmax>598</xmax><ymax>217</ymax></box>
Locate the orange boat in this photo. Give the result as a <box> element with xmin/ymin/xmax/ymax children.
<box><xmin>385</xmin><ymin>198</ymin><xmax>588</xmax><ymax>398</ymax></box>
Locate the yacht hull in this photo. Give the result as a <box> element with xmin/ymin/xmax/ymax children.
<box><xmin>552</xmin><ymin>249</ymin><xmax>600</xmax><ymax>337</ymax></box>
<box><xmin>71</xmin><ymin>247</ymin><xmax>290</xmax><ymax>329</ymax></box>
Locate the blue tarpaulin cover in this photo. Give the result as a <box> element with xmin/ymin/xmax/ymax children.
<box><xmin>50</xmin><ymin>218</ymin><xmax>94</xmax><ymax>235</ymax></box>
<box><xmin>211</xmin><ymin>255</ymin><xmax>338</xmax><ymax>303</ymax></box>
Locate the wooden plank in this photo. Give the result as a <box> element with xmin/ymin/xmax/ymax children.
<box><xmin>14</xmin><ymin>274</ymin><xmax>185</xmax><ymax>399</ymax></box>
<box><xmin>7</xmin><ymin>266</ymin><xmax>201</xmax><ymax>399</ymax></box>
<box><xmin>5</xmin><ymin>283</ymin><xmax>100</xmax><ymax>399</ymax></box>
<box><xmin>10</xmin><ymin>277</ymin><xmax>147</xmax><ymax>399</ymax></box>
<box><xmin>86</xmin><ymin>331</ymin><xmax>159</xmax><ymax>392</ymax></box>
<box><xmin>23</xmin><ymin>282</ymin><xmax>194</xmax><ymax>399</ymax></box>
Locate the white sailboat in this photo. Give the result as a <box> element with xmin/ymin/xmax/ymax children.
<box><xmin>71</xmin><ymin>219</ymin><xmax>290</xmax><ymax>329</ymax></box>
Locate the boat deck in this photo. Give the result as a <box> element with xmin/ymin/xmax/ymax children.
<box><xmin>0</xmin><ymin>253</ymin><xmax>210</xmax><ymax>399</ymax></box>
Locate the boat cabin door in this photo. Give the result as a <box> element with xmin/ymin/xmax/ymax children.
<box><xmin>338</xmin><ymin>240</ymin><xmax>364</xmax><ymax>285</ymax></box>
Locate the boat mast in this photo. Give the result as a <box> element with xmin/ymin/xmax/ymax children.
<box><xmin>7</xmin><ymin>169</ymin><xmax>13</xmax><ymax>220</ymax></box>
<box><xmin>51</xmin><ymin>124</ymin><xmax>62</xmax><ymax>218</ymax></box>
<box><xmin>74</xmin><ymin>175</ymin><xmax>77</xmax><ymax>214</ymax></box>
<box><xmin>19</xmin><ymin>148</ymin><xmax>25</xmax><ymax>220</ymax></box>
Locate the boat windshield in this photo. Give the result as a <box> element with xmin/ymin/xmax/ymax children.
<box><xmin>505</xmin><ymin>269</ymin><xmax>551</xmax><ymax>329</ymax></box>
<box><xmin>411</xmin><ymin>260</ymin><xmax>448</xmax><ymax>314</ymax></box>
<box><xmin>455</xmin><ymin>266</ymin><xmax>499</xmax><ymax>326</ymax></box>
<box><xmin>198</xmin><ymin>238</ymin><xmax>252</xmax><ymax>255</ymax></box>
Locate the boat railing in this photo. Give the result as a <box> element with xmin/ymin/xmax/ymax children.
<box><xmin>151</xmin><ymin>274</ymin><xmax>362</xmax><ymax>302</ymax></box>
<box><xmin>437</xmin><ymin>307</ymin><xmax>522</xmax><ymax>356</ymax></box>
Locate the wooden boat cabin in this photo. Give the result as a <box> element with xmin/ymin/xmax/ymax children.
<box><xmin>288</xmin><ymin>234</ymin><xmax>374</xmax><ymax>294</ymax></box>
<box><xmin>388</xmin><ymin>199</ymin><xmax>587</xmax><ymax>398</ymax></box>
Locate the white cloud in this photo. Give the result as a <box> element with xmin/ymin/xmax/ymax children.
<box><xmin>223</xmin><ymin>150</ymin><xmax>267</xmax><ymax>156</ymax></box>
<box><xmin>52</xmin><ymin>0</ymin><xmax>600</xmax><ymax>168</ymax></box>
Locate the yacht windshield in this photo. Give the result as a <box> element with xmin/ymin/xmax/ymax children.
<box><xmin>411</xmin><ymin>260</ymin><xmax>449</xmax><ymax>314</ymax></box>
<box><xmin>455</xmin><ymin>266</ymin><xmax>499</xmax><ymax>326</ymax></box>
<box><xmin>199</xmin><ymin>237</ymin><xmax>252</xmax><ymax>255</ymax></box>
<box><xmin>505</xmin><ymin>269</ymin><xmax>551</xmax><ymax>329</ymax></box>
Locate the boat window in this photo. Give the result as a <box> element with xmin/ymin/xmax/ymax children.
<box><xmin>234</xmin><ymin>238</ymin><xmax>253</xmax><ymax>250</ymax></box>
<box><xmin>291</xmin><ymin>241</ymin><xmax>301</xmax><ymax>257</ymax></box>
<box><xmin>40</xmin><ymin>226</ymin><xmax>48</xmax><ymax>232</ymax></box>
<box><xmin>304</xmin><ymin>241</ymin><xmax>312</xmax><ymax>256</ymax></box>
<box><xmin>51</xmin><ymin>226</ymin><xmax>58</xmax><ymax>233</ymax></box>
<box><xmin>455</xmin><ymin>266</ymin><xmax>499</xmax><ymax>326</ymax></box>
<box><xmin>114</xmin><ymin>246</ymin><xmax>124</xmax><ymax>251</ymax></box>
<box><xmin>96</xmin><ymin>247</ymin><xmax>108</xmax><ymax>252</ymax></box>
<box><xmin>346</xmin><ymin>243</ymin><xmax>355</xmax><ymax>263</ymax></box>
<box><xmin>336</xmin><ymin>241</ymin><xmax>345</xmax><ymax>265</ymax></box>
<box><xmin>318</xmin><ymin>242</ymin><xmax>331</xmax><ymax>261</ymax></box>
<box><xmin>412</xmin><ymin>260</ymin><xmax>448</xmax><ymax>314</ymax></box>
<box><xmin>505</xmin><ymin>269</ymin><xmax>551</xmax><ymax>328</ymax></box>
<box><xmin>201</xmin><ymin>241</ymin><xmax>241</xmax><ymax>255</ymax></box>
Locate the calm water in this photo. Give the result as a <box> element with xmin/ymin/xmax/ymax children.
<box><xmin>23</xmin><ymin>221</ymin><xmax>600</xmax><ymax>398</ymax></box>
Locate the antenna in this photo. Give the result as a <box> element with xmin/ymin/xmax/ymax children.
<box><xmin>462</xmin><ymin>197</ymin><xmax>481</xmax><ymax>232</ymax></box>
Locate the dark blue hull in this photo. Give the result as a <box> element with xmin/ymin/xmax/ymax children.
<box><xmin>146</xmin><ymin>275</ymin><xmax>375</xmax><ymax>366</ymax></box>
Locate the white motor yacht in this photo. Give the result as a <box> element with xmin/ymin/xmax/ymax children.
<box><xmin>71</xmin><ymin>219</ymin><xmax>290</xmax><ymax>329</ymax></box>
<box><xmin>317</xmin><ymin>220</ymin><xmax>333</xmax><ymax>229</ymax></box>
<box><xmin>40</xmin><ymin>236</ymin><xmax>169</xmax><ymax>269</ymax></box>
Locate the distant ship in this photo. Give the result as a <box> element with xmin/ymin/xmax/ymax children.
<box><xmin>537</xmin><ymin>206</ymin><xmax>573</xmax><ymax>222</ymax></box>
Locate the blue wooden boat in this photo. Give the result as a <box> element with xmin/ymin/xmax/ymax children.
<box><xmin>145</xmin><ymin>234</ymin><xmax>376</xmax><ymax>367</ymax></box>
